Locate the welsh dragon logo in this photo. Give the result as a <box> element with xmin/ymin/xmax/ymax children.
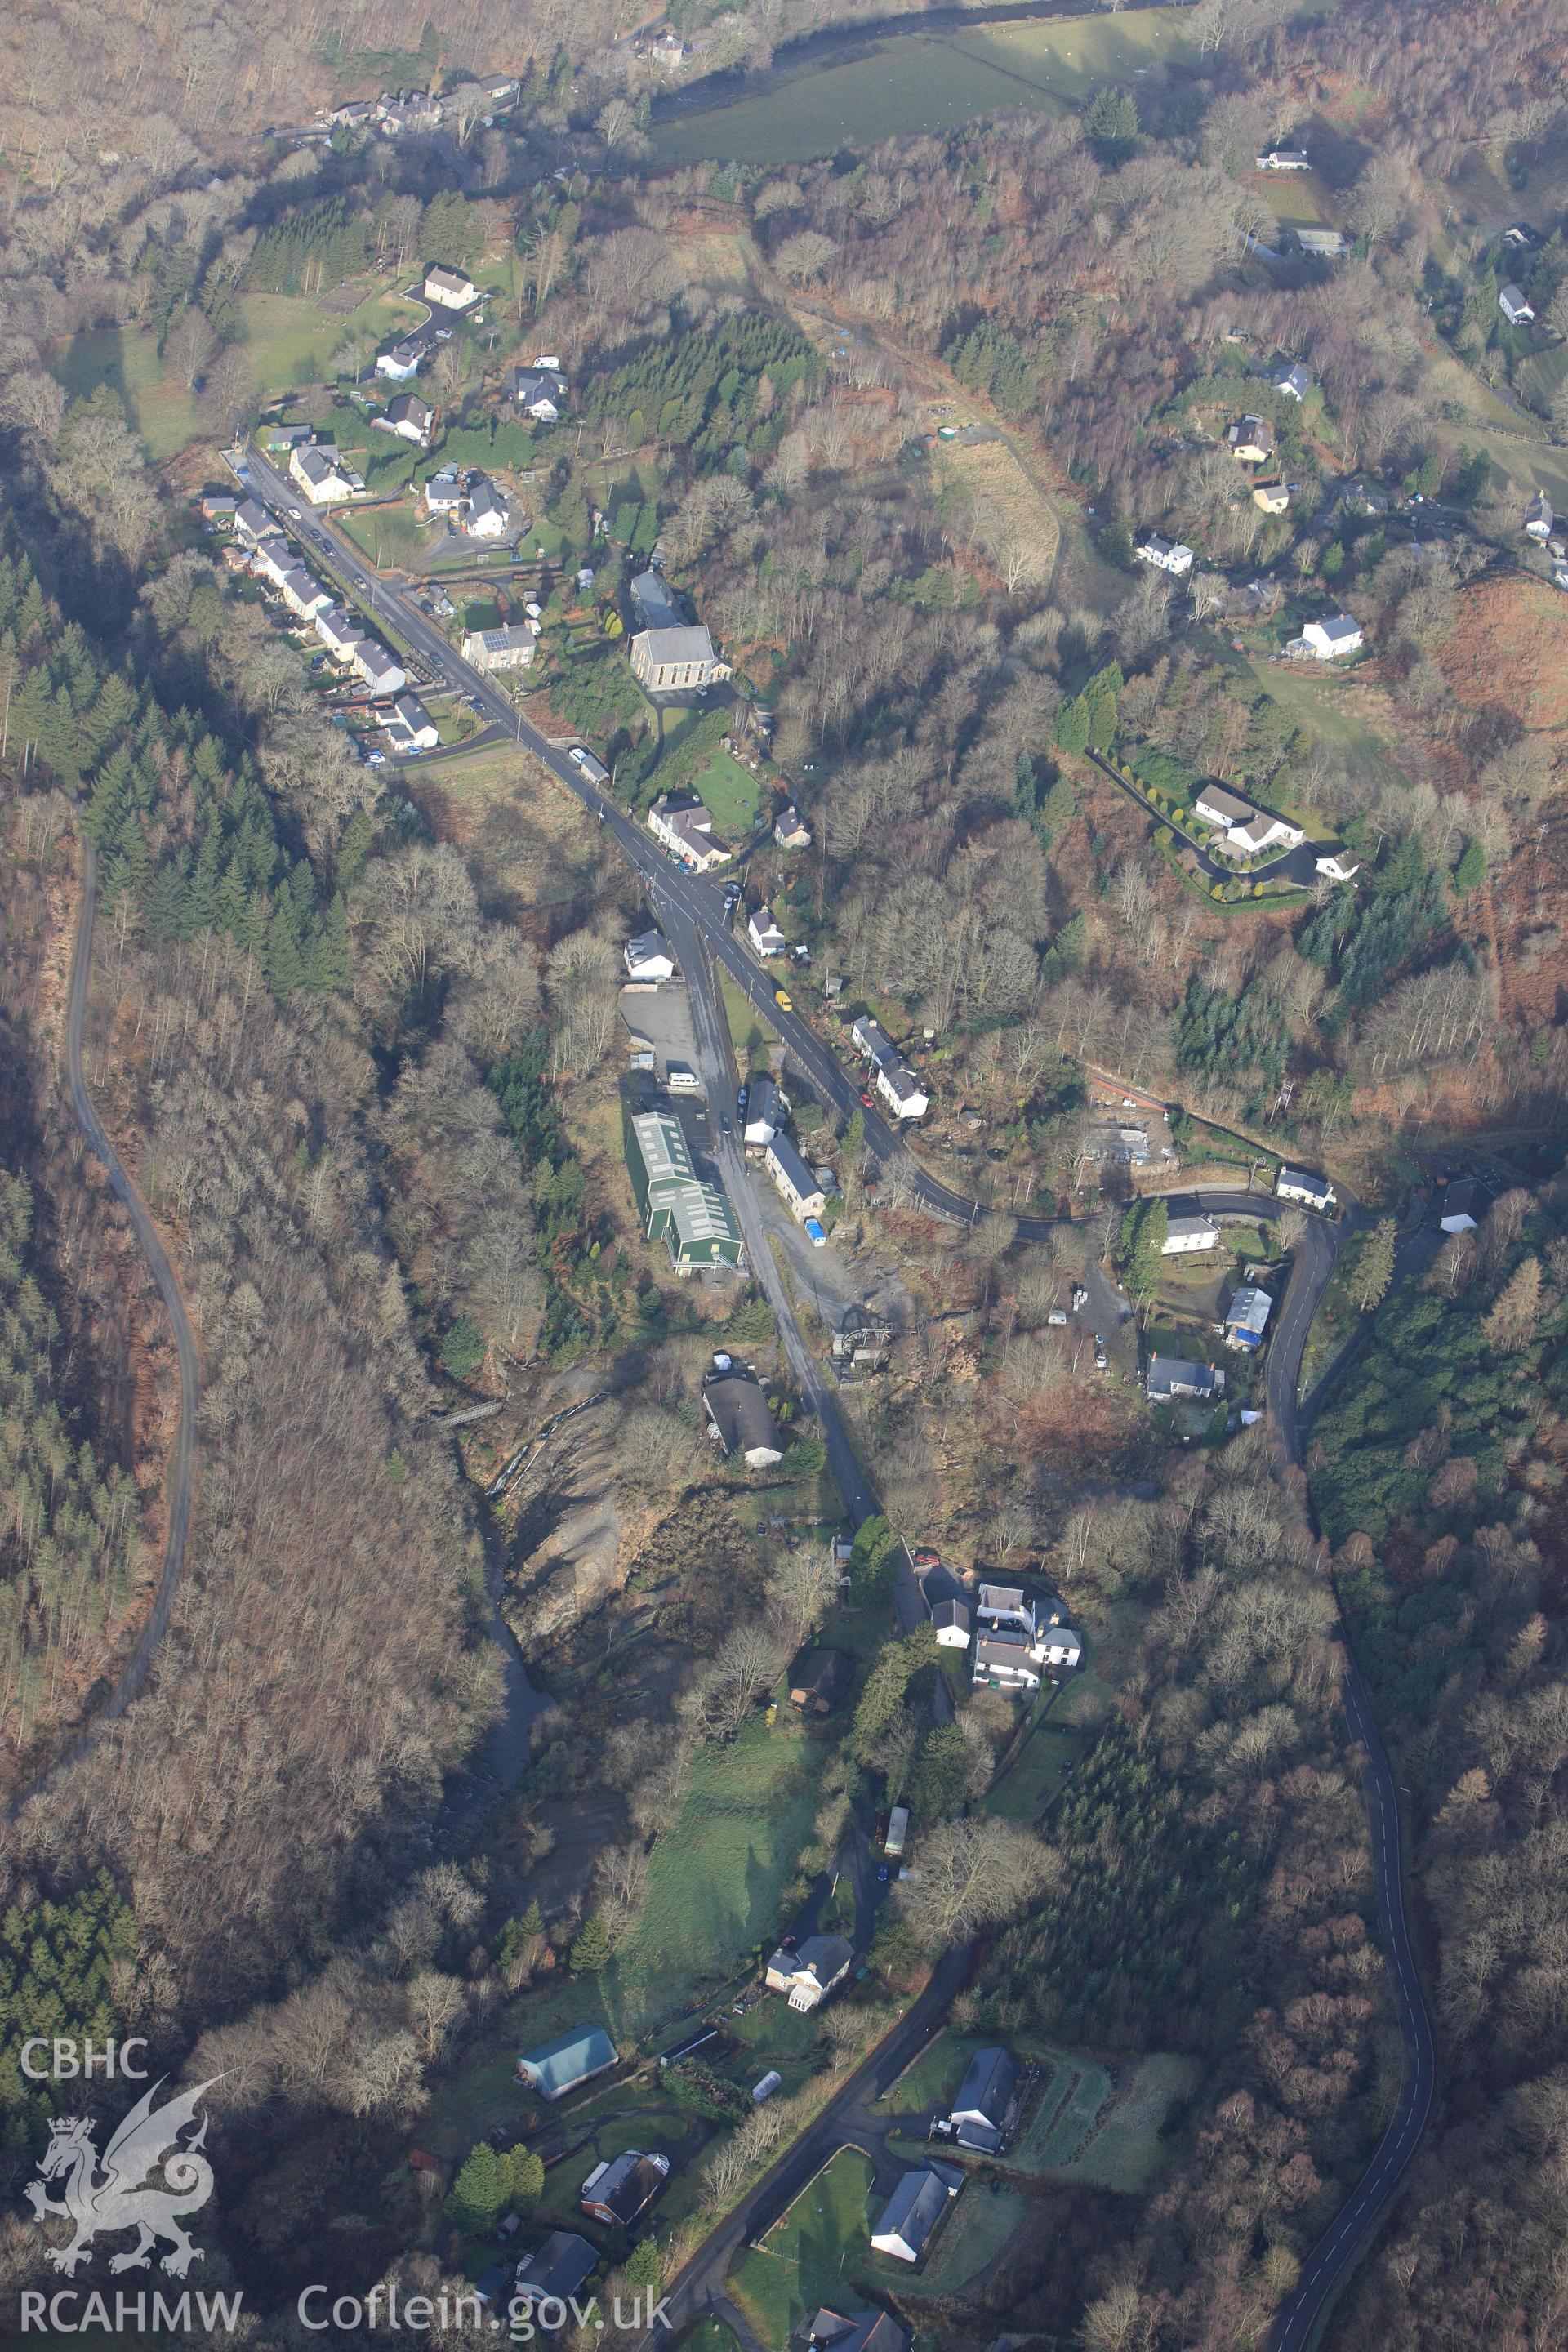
<box><xmin>25</xmin><ymin>2078</ymin><xmax>220</xmax><ymax>2277</ymax></box>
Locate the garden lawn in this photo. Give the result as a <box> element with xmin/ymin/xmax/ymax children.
<box><xmin>691</xmin><ymin>746</ymin><xmax>764</xmax><ymax>841</ymax></box>
<box><xmin>530</xmin><ymin>2088</ymin><xmax>715</xmax><ymax>2232</ymax></box>
<box><xmin>51</xmin><ymin>328</ymin><xmax>201</xmax><ymax>462</ymax></box>
<box><xmin>867</xmin><ymin>2179</ymin><xmax>1029</xmax><ymax>2296</ymax></box>
<box><xmin>602</xmin><ymin>1717</ymin><xmax>820</xmax><ymax>2035</ymax></box>
<box><xmin>724</xmin><ymin>2000</ymin><xmax>824</xmax><ymax>2063</ymax></box>
<box><xmin>875</xmin><ymin>2029</ymin><xmax>979</xmax><ymax>2118</ymax></box>
<box><xmin>986</xmin><ymin>1717</ymin><xmax>1089</xmax><ymax>1822</ymax></box>
<box><xmin>1050</xmin><ymin>1656</ymin><xmax>1116</xmax><ymax>1733</ymax></box>
<box><xmin>683</xmin><ymin>2321</ymin><xmax>742</xmax><ymax>2352</ymax></box>
<box><xmin>729</xmin><ymin>2149</ymin><xmax>876</xmax><ymax>2351</ymax></box>
<box><xmin>1244</xmin><ymin>167</ymin><xmax>1336</xmax><ymax>230</ymax></box>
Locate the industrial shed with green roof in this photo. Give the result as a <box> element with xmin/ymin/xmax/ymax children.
<box><xmin>514</xmin><ymin>2024</ymin><xmax>618</xmax><ymax>2100</ymax></box>
<box><xmin>624</xmin><ymin>1109</ymin><xmax>742</xmax><ymax>1272</ymax></box>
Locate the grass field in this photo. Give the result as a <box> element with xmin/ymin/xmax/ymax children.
<box><xmin>602</xmin><ymin>1716</ymin><xmax>820</xmax><ymax>2034</ymax></box>
<box><xmin>654</xmin><ymin>10</ymin><xmax>1192</xmax><ymax>163</ymax></box>
<box><xmin>720</xmin><ymin>970</ymin><xmax>780</xmax><ymax>1070</ymax></box>
<box><xmin>1013</xmin><ymin>2051</ymin><xmax>1112</xmax><ymax>2169</ymax></box>
<box><xmin>51</xmin><ymin>329</ymin><xmax>201</xmax><ymax>463</ymax></box>
<box><xmin>1463</xmin><ymin>429</ymin><xmax>1568</xmax><ymax>511</ymax></box>
<box><xmin>1243</xmin><ymin>167</ymin><xmax>1336</xmax><ymax>231</ymax></box>
<box><xmin>692</xmin><ymin>746</ymin><xmax>765</xmax><ymax>841</ymax></box>
<box><xmin>1244</xmin><ymin>657</ymin><xmax>1416</xmax><ymax>788</ymax></box>
<box><xmin>240</xmin><ymin>286</ymin><xmax>424</xmax><ymax>394</ymax></box>
<box><xmin>954</xmin><ymin>9</ymin><xmax>1195</xmax><ymax>94</ymax></box>
<box><xmin>1064</xmin><ymin>2055</ymin><xmax>1201</xmax><ymax>2189</ymax></box>
<box><xmin>1518</xmin><ymin>342</ymin><xmax>1568</xmax><ymax>417</ymax></box>
<box><xmin>729</xmin><ymin>2148</ymin><xmax>876</xmax><ymax>2350</ymax></box>
<box><xmin>936</xmin><ymin>436</ymin><xmax>1060</xmax><ymax>585</ymax></box>
<box><xmin>341</xmin><ymin>503</ymin><xmax>439</xmax><ymax>568</ymax></box>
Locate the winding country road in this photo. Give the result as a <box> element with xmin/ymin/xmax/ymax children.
<box><xmin>1261</xmin><ymin>1210</ymin><xmax>1437</xmax><ymax>2350</ymax></box>
<box><xmin>12</xmin><ymin>842</ymin><xmax>201</xmax><ymax>1812</ymax></box>
<box><xmin>235</xmin><ymin>448</ymin><xmax>1434</xmax><ymax>2344</ymax></box>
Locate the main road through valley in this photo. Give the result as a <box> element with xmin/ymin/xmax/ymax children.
<box><xmin>237</xmin><ymin>449</ymin><xmax>1434</xmax><ymax>2340</ymax></box>
<box><xmin>8</xmin><ymin>841</ymin><xmax>201</xmax><ymax>1820</ymax></box>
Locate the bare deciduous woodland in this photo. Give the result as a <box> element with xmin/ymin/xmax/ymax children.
<box><xmin>1</xmin><ymin>0</ymin><xmax>1567</xmax><ymax>2339</ymax></box>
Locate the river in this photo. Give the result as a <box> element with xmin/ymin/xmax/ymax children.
<box><xmin>651</xmin><ymin>2</ymin><xmax>1195</xmax><ymax>164</ymax></box>
<box><xmin>434</xmin><ymin>1519</ymin><xmax>552</xmax><ymax>1846</ymax></box>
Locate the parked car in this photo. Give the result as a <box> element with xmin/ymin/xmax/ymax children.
<box><xmin>1046</xmin><ymin>1309</ymin><xmax>1068</xmax><ymax>1325</ymax></box>
<box><xmin>859</xmin><ymin>1090</ymin><xmax>874</xmax><ymax>1108</ymax></box>
<box><xmin>737</xmin><ymin>1085</ymin><xmax>749</xmax><ymax>1114</ymax></box>
<box><xmin>774</xmin><ymin>989</ymin><xmax>793</xmax><ymax>1011</ymax></box>
<box><xmin>568</xmin><ymin>746</ymin><xmax>588</xmax><ymax>768</ymax></box>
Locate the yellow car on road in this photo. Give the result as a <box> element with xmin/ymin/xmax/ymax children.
<box><xmin>774</xmin><ymin>988</ymin><xmax>793</xmax><ymax>1011</ymax></box>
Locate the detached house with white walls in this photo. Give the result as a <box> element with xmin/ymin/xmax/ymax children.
<box><xmin>747</xmin><ymin>906</ymin><xmax>786</xmax><ymax>956</ymax></box>
<box><xmin>289</xmin><ymin>443</ymin><xmax>363</xmax><ymax>505</ymax></box>
<box><xmin>1135</xmin><ymin>532</ymin><xmax>1193</xmax><ymax>576</ymax></box>
<box><xmin>1163</xmin><ymin>1214</ymin><xmax>1220</xmax><ymax>1255</ymax></box>
<box><xmin>375</xmin><ymin>391</ymin><xmax>434</xmax><ymax>446</ymax></box>
<box><xmin>1286</xmin><ymin>612</ymin><xmax>1363</xmax><ymax>661</ymax></box>
<box><xmin>1227</xmin><ymin>416</ymin><xmax>1276</xmax><ymax>464</ymax></box>
<box><xmin>1192</xmin><ymin>782</ymin><xmax>1305</xmax><ymax>857</ymax></box>
<box><xmin>1525</xmin><ymin>494</ymin><xmax>1555</xmax><ymax>543</ymax></box>
<box><xmin>513</xmin><ymin>366</ymin><xmax>565</xmax><ymax>421</ymax></box>
<box><xmin>424</xmin><ymin>264</ymin><xmax>478</xmax><ymax>310</ymax></box>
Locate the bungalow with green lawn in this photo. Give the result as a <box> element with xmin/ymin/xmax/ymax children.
<box><xmin>514</xmin><ymin>2024</ymin><xmax>618</xmax><ymax>2101</ymax></box>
